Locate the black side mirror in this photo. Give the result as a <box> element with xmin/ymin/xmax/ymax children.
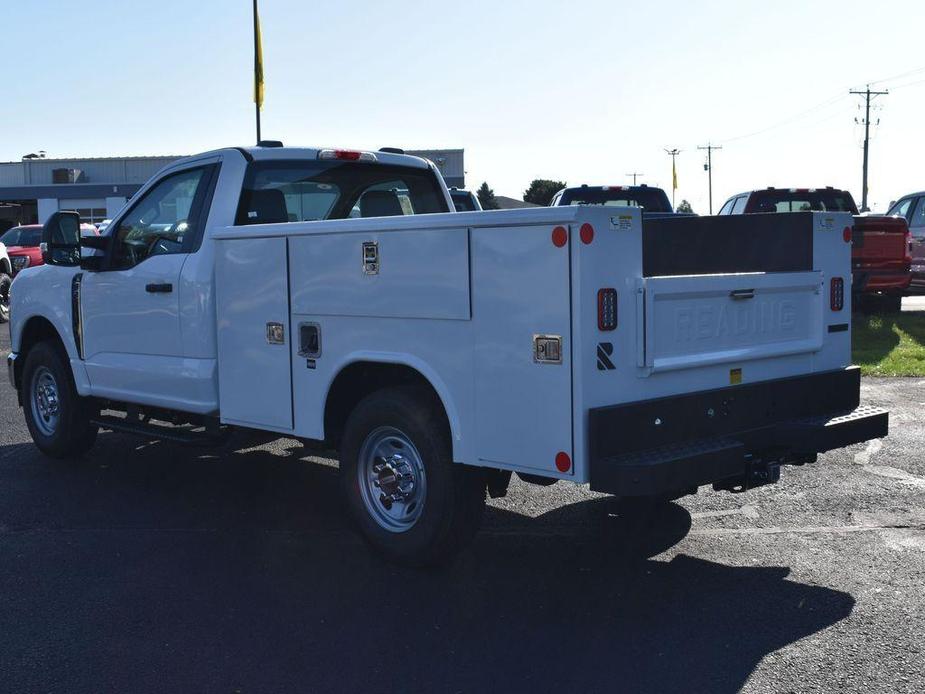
<box><xmin>41</xmin><ymin>211</ymin><xmax>82</xmax><ymax>266</ymax></box>
<box><xmin>79</xmin><ymin>234</ymin><xmax>111</xmax><ymax>272</ymax></box>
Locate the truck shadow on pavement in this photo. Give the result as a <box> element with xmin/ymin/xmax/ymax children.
<box><xmin>0</xmin><ymin>434</ymin><xmax>856</xmax><ymax>694</ymax></box>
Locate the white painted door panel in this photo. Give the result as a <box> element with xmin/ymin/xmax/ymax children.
<box><xmin>472</xmin><ymin>224</ymin><xmax>572</xmax><ymax>474</ymax></box>
<box><xmin>215</xmin><ymin>237</ymin><xmax>293</xmax><ymax>431</ymax></box>
<box><xmin>81</xmin><ymin>254</ymin><xmax>188</xmax><ymax>403</ymax></box>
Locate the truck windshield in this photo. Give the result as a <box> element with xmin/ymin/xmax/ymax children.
<box><xmin>0</xmin><ymin>226</ymin><xmax>42</xmax><ymax>247</ymax></box>
<box><xmin>746</xmin><ymin>190</ymin><xmax>859</xmax><ymax>214</ymax></box>
<box><xmin>236</xmin><ymin>160</ymin><xmax>449</xmax><ymax>225</ymax></box>
<box><xmin>558</xmin><ymin>187</ymin><xmax>673</xmax><ymax>213</ymax></box>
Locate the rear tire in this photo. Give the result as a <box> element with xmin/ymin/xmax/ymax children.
<box><xmin>340</xmin><ymin>385</ymin><xmax>486</xmax><ymax>566</ymax></box>
<box><xmin>21</xmin><ymin>341</ymin><xmax>99</xmax><ymax>458</ymax></box>
<box><xmin>0</xmin><ymin>272</ymin><xmax>11</xmax><ymax>323</ymax></box>
<box><xmin>881</xmin><ymin>294</ymin><xmax>903</xmax><ymax>313</ymax></box>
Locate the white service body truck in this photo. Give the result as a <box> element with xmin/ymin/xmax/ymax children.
<box><xmin>7</xmin><ymin>145</ymin><xmax>888</xmax><ymax>564</ymax></box>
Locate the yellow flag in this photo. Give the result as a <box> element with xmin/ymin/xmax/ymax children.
<box><xmin>254</xmin><ymin>4</ymin><xmax>264</xmax><ymax>109</ymax></box>
<box><xmin>672</xmin><ymin>158</ymin><xmax>678</xmax><ymax>191</ymax></box>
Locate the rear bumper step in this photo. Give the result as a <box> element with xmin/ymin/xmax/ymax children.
<box><xmin>588</xmin><ymin>368</ymin><xmax>888</xmax><ymax>496</ymax></box>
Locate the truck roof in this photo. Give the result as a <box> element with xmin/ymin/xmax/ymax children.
<box><xmin>172</xmin><ymin>146</ymin><xmax>436</xmax><ymax>171</ymax></box>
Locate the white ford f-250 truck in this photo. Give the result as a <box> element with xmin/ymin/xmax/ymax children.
<box><xmin>7</xmin><ymin>144</ymin><xmax>888</xmax><ymax>565</ymax></box>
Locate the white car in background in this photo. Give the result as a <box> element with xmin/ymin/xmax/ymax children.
<box><xmin>0</xmin><ymin>238</ymin><xmax>11</xmax><ymax>322</ymax></box>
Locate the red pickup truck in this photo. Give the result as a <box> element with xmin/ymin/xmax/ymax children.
<box><xmin>719</xmin><ymin>188</ymin><xmax>911</xmax><ymax>312</ymax></box>
<box><xmin>1</xmin><ymin>223</ymin><xmax>99</xmax><ymax>277</ymax></box>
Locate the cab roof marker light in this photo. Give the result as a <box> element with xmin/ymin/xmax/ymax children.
<box><xmin>317</xmin><ymin>149</ymin><xmax>378</xmax><ymax>162</ymax></box>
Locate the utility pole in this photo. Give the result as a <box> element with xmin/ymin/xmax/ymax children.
<box><xmin>625</xmin><ymin>172</ymin><xmax>645</xmax><ymax>185</ymax></box>
<box><xmin>664</xmin><ymin>148</ymin><xmax>681</xmax><ymax>210</ymax></box>
<box><xmin>849</xmin><ymin>85</ymin><xmax>888</xmax><ymax>212</ymax></box>
<box><xmin>697</xmin><ymin>143</ymin><xmax>722</xmax><ymax>214</ymax></box>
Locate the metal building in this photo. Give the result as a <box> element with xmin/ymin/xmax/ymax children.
<box><xmin>0</xmin><ymin>156</ymin><xmax>181</xmax><ymax>231</ymax></box>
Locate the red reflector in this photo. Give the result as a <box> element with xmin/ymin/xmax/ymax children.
<box><xmin>334</xmin><ymin>149</ymin><xmax>362</xmax><ymax>160</ymax></box>
<box><xmin>597</xmin><ymin>288</ymin><xmax>617</xmax><ymax>330</ymax></box>
<box><xmin>580</xmin><ymin>223</ymin><xmax>594</xmax><ymax>244</ymax></box>
<box><xmin>555</xmin><ymin>451</ymin><xmax>571</xmax><ymax>473</ymax></box>
<box><xmin>552</xmin><ymin>226</ymin><xmax>568</xmax><ymax>247</ymax></box>
<box><xmin>831</xmin><ymin>277</ymin><xmax>844</xmax><ymax>311</ymax></box>
<box><xmin>843</xmin><ymin>227</ymin><xmax>852</xmax><ymax>243</ymax></box>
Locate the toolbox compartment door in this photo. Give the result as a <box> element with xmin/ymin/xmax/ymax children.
<box><xmin>641</xmin><ymin>271</ymin><xmax>824</xmax><ymax>374</ymax></box>
<box><xmin>215</xmin><ymin>237</ymin><xmax>294</xmax><ymax>431</ymax></box>
<box><xmin>471</xmin><ymin>224</ymin><xmax>573</xmax><ymax>474</ymax></box>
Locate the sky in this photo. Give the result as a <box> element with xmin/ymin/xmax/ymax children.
<box><xmin>3</xmin><ymin>0</ymin><xmax>925</xmax><ymax>213</ymax></box>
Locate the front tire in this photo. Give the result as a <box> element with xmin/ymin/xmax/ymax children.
<box><xmin>340</xmin><ymin>385</ymin><xmax>485</xmax><ymax>566</ymax></box>
<box><xmin>0</xmin><ymin>272</ymin><xmax>11</xmax><ymax>323</ymax></box>
<box><xmin>21</xmin><ymin>341</ymin><xmax>98</xmax><ymax>458</ymax></box>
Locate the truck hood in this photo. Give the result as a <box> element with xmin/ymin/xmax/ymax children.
<box><xmin>5</xmin><ymin>245</ymin><xmax>42</xmax><ymax>257</ymax></box>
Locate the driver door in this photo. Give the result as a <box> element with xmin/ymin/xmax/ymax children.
<box><xmin>80</xmin><ymin>164</ymin><xmax>217</xmax><ymax>406</ymax></box>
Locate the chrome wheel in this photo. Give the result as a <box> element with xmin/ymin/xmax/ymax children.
<box><xmin>30</xmin><ymin>366</ymin><xmax>61</xmax><ymax>437</ymax></box>
<box><xmin>358</xmin><ymin>426</ymin><xmax>427</xmax><ymax>533</ymax></box>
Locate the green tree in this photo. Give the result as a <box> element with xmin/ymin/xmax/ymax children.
<box><xmin>523</xmin><ymin>179</ymin><xmax>567</xmax><ymax>206</ymax></box>
<box><xmin>676</xmin><ymin>199</ymin><xmax>694</xmax><ymax>214</ymax></box>
<box><xmin>477</xmin><ymin>182</ymin><xmax>500</xmax><ymax>210</ymax></box>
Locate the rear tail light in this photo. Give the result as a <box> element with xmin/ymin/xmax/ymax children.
<box><xmin>317</xmin><ymin>149</ymin><xmax>378</xmax><ymax>162</ymax></box>
<box><xmin>831</xmin><ymin>277</ymin><xmax>844</xmax><ymax>311</ymax></box>
<box><xmin>555</xmin><ymin>451</ymin><xmax>572</xmax><ymax>473</ymax></box>
<box><xmin>598</xmin><ymin>288</ymin><xmax>617</xmax><ymax>330</ymax></box>
<box><xmin>843</xmin><ymin>226</ymin><xmax>852</xmax><ymax>243</ymax></box>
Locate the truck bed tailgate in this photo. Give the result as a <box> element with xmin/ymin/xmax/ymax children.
<box><xmin>641</xmin><ymin>271</ymin><xmax>824</xmax><ymax>373</ymax></box>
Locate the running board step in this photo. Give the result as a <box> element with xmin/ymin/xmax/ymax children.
<box><xmin>90</xmin><ymin>414</ymin><xmax>229</xmax><ymax>447</ymax></box>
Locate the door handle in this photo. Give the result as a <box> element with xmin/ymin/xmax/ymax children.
<box><xmin>730</xmin><ymin>288</ymin><xmax>755</xmax><ymax>300</ymax></box>
<box><xmin>145</xmin><ymin>283</ymin><xmax>173</xmax><ymax>293</ymax></box>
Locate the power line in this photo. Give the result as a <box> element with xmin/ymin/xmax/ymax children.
<box><xmin>697</xmin><ymin>144</ymin><xmax>722</xmax><ymax>214</ymax></box>
<box><xmin>889</xmin><ymin>76</ymin><xmax>925</xmax><ymax>91</ymax></box>
<box><xmin>849</xmin><ymin>85</ymin><xmax>888</xmax><ymax>212</ymax></box>
<box><xmin>719</xmin><ymin>93</ymin><xmax>848</xmax><ymax>145</ymax></box>
<box><xmin>868</xmin><ymin>65</ymin><xmax>925</xmax><ymax>86</ymax></box>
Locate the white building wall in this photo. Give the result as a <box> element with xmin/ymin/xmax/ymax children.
<box><xmin>105</xmin><ymin>196</ymin><xmax>127</xmax><ymax>218</ymax></box>
<box><xmin>37</xmin><ymin>199</ymin><xmax>57</xmax><ymax>224</ymax></box>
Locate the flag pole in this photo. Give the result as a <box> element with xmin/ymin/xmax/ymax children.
<box><xmin>253</xmin><ymin>0</ymin><xmax>262</xmax><ymax>144</ymax></box>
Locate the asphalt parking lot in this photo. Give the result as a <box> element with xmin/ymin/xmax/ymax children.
<box><xmin>1</xmin><ymin>329</ymin><xmax>923</xmax><ymax>694</ymax></box>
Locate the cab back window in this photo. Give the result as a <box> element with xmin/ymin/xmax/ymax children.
<box><xmin>236</xmin><ymin>160</ymin><xmax>449</xmax><ymax>225</ymax></box>
<box><xmin>746</xmin><ymin>190</ymin><xmax>858</xmax><ymax>214</ymax></box>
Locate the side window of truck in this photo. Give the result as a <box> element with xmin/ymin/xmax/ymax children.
<box><xmin>908</xmin><ymin>198</ymin><xmax>925</xmax><ymax>236</ymax></box>
<box><xmin>110</xmin><ymin>167</ymin><xmax>213</xmax><ymax>269</ymax></box>
<box><xmin>718</xmin><ymin>198</ymin><xmax>735</xmax><ymax>215</ymax></box>
<box><xmin>731</xmin><ymin>196</ymin><xmax>748</xmax><ymax>214</ymax></box>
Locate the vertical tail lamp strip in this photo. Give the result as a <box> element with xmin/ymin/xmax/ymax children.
<box><xmin>71</xmin><ymin>273</ymin><xmax>84</xmax><ymax>359</ymax></box>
